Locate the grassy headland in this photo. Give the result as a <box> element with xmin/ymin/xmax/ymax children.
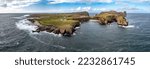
<box><xmin>27</xmin><ymin>11</ymin><xmax>90</xmax><ymax>36</ymax></box>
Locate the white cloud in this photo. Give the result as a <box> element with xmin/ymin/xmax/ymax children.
<box><xmin>45</xmin><ymin>7</ymin><xmax>92</xmax><ymax>13</ymax></box>
<box><xmin>119</xmin><ymin>7</ymin><xmax>140</xmax><ymax>11</ymax></box>
<box><xmin>0</xmin><ymin>7</ymin><xmax>24</xmax><ymax>13</ymax></box>
<box><xmin>115</xmin><ymin>0</ymin><xmax>150</xmax><ymax>3</ymax></box>
<box><xmin>93</xmin><ymin>8</ymin><xmax>107</xmax><ymax>11</ymax></box>
<box><xmin>0</xmin><ymin>0</ymin><xmax>40</xmax><ymax>13</ymax></box>
<box><xmin>48</xmin><ymin>0</ymin><xmax>150</xmax><ymax>4</ymax></box>
<box><xmin>75</xmin><ymin>6</ymin><xmax>91</xmax><ymax>11</ymax></box>
<box><xmin>130</xmin><ymin>0</ymin><xmax>150</xmax><ymax>2</ymax></box>
<box><xmin>48</xmin><ymin>0</ymin><xmax>112</xmax><ymax>4</ymax></box>
<box><xmin>47</xmin><ymin>7</ymin><xmax>108</xmax><ymax>13</ymax></box>
<box><xmin>0</xmin><ymin>0</ymin><xmax>40</xmax><ymax>8</ymax></box>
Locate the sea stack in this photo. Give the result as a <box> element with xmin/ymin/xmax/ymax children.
<box><xmin>93</xmin><ymin>11</ymin><xmax>128</xmax><ymax>26</ymax></box>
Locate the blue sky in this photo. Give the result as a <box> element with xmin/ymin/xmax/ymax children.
<box><xmin>0</xmin><ymin>0</ymin><xmax>150</xmax><ymax>13</ymax></box>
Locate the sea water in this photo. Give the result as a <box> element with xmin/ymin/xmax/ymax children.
<box><xmin>0</xmin><ymin>13</ymin><xmax>150</xmax><ymax>52</ymax></box>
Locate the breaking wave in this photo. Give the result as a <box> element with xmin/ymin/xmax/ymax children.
<box><xmin>15</xmin><ymin>16</ymin><xmax>62</xmax><ymax>37</ymax></box>
<box><xmin>120</xmin><ymin>25</ymin><xmax>137</xmax><ymax>29</ymax></box>
<box><xmin>16</xmin><ymin>19</ymin><xmax>38</xmax><ymax>33</ymax></box>
<box><xmin>42</xmin><ymin>31</ymin><xmax>62</xmax><ymax>37</ymax></box>
<box><xmin>13</xmin><ymin>14</ymin><xmax>30</xmax><ymax>19</ymax></box>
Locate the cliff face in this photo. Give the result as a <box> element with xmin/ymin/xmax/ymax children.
<box><xmin>27</xmin><ymin>11</ymin><xmax>90</xmax><ymax>36</ymax></box>
<box><xmin>94</xmin><ymin>11</ymin><xmax>128</xmax><ymax>26</ymax></box>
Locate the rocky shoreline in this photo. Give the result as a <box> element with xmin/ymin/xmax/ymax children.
<box><xmin>27</xmin><ymin>11</ymin><xmax>128</xmax><ymax>36</ymax></box>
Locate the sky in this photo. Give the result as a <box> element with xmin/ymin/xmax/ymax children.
<box><xmin>0</xmin><ymin>0</ymin><xmax>150</xmax><ymax>13</ymax></box>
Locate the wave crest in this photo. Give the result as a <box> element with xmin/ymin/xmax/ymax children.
<box><xmin>121</xmin><ymin>25</ymin><xmax>135</xmax><ymax>28</ymax></box>
<box><xmin>15</xmin><ymin>18</ymin><xmax>62</xmax><ymax>37</ymax></box>
<box><xmin>16</xmin><ymin>19</ymin><xmax>38</xmax><ymax>33</ymax></box>
<box><xmin>13</xmin><ymin>14</ymin><xmax>30</xmax><ymax>19</ymax></box>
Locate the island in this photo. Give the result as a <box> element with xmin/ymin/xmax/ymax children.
<box><xmin>93</xmin><ymin>11</ymin><xmax>128</xmax><ymax>26</ymax></box>
<box><xmin>27</xmin><ymin>11</ymin><xmax>128</xmax><ymax>36</ymax></box>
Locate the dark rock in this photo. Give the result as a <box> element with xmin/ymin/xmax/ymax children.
<box><xmin>53</xmin><ymin>28</ymin><xmax>60</xmax><ymax>34</ymax></box>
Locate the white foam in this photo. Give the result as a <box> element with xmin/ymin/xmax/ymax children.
<box><xmin>23</xmin><ymin>14</ymin><xmax>30</xmax><ymax>17</ymax></box>
<box><xmin>15</xmin><ymin>15</ymin><xmax>62</xmax><ymax>37</ymax></box>
<box><xmin>75</xmin><ymin>27</ymin><xmax>80</xmax><ymax>29</ymax></box>
<box><xmin>16</xmin><ymin>19</ymin><xmax>38</xmax><ymax>33</ymax></box>
<box><xmin>13</xmin><ymin>17</ymin><xmax>23</xmax><ymax>19</ymax></box>
<box><xmin>16</xmin><ymin>20</ymin><xmax>63</xmax><ymax>37</ymax></box>
<box><xmin>43</xmin><ymin>31</ymin><xmax>62</xmax><ymax>37</ymax></box>
<box><xmin>73</xmin><ymin>33</ymin><xmax>76</xmax><ymax>35</ymax></box>
<box><xmin>90</xmin><ymin>20</ymin><xmax>99</xmax><ymax>22</ymax></box>
<box><xmin>52</xmin><ymin>45</ymin><xmax>66</xmax><ymax>49</ymax></box>
<box><xmin>13</xmin><ymin>14</ymin><xmax>30</xmax><ymax>19</ymax></box>
<box><xmin>121</xmin><ymin>25</ymin><xmax>135</xmax><ymax>28</ymax></box>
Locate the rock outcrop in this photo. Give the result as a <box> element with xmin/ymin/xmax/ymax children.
<box><xmin>93</xmin><ymin>11</ymin><xmax>128</xmax><ymax>26</ymax></box>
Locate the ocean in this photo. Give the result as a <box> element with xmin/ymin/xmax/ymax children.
<box><xmin>0</xmin><ymin>13</ymin><xmax>150</xmax><ymax>52</ymax></box>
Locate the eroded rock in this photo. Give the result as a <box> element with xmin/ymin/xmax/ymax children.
<box><xmin>94</xmin><ymin>11</ymin><xmax>128</xmax><ymax>26</ymax></box>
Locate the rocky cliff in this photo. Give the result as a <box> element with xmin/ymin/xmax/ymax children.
<box><xmin>93</xmin><ymin>11</ymin><xmax>128</xmax><ymax>26</ymax></box>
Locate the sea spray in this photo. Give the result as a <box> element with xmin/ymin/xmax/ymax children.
<box><xmin>42</xmin><ymin>31</ymin><xmax>62</xmax><ymax>37</ymax></box>
<box><xmin>13</xmin><ymin>14</ymin><xmax>30</xmax><ymax>19</ymax></box>
<box><xmin>16</xmin><ymin>19</ymin><xmax>38</xmax><ymax>33</ymax></box>
<box><xmin>16</xmin><ymin>19</ymin><xmax>63</xmax><ymax>37</ymax></box>
<box><xmin>75</xmin><ymin>27</ymin><xmax>80</xmax><ymax>29</ymax></box>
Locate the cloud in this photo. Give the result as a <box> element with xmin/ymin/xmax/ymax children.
<box><xmin>48</xmin><ymin>0</ymin><xmax>112</xmax><ymax>4</ymax></box>
<box><xmin>129</xmin><ymin>0</ymin><xmax>150</xmax><ymax>2</ymax></box>
<box><xmin>118</xmin><ymin>7</ymin><xmax>140</xmax><ymax>11</ymax></box>
<box><xmin>0</xmin><ymin>0</ymin><xmax>40</xmax><ymax>13</ymax></box>
<box><xmin>75</xmin><ymin>6</ymin><xmax>91</xmax><ymax>11</ymax></box>
<box><xmin>0</xmin><ymin>7</ymin><xmax>24</xmax><ymax>13</ymax></box>
<box><xmin>48</xmin><ymin>0</ymin><xmax>150</xmax><ymax>4</ymax></box>
<box><xmin>47</xmin><ymin>7</ymin><xmax>108</xmax><ymax>13</ymax></box>
<box><xmin>93</xmin><ymin>8</ymin><xmax>107</xmax><ymax>11</ymax></box>
<box><xmin>46</xmin><ymin>7</ymin><xmax>92</xmax><ymax>13</ymax></box>
<box><xmin>115</xmin><ymin>0</ymin><xmax>150</xmax><ymax>3</ymax></box>
<box><xmin>0</xmin><ymin>0</ymin><xmax>40</xmax><ymax>8</ymax></box>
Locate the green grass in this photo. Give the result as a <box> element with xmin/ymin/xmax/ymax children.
<box><xmin>28</xmin><ymin>11</ymin><xmax>90</xmax><ymax>31</ymax></box>
<box><xmin>30</xmin><ymin>13</ymin><xmax>88</xmax><ymax>29</ymax></box>
<box><xmin>36</xmin><ymin>18</ymin><xmax>79</xmax><ymax>28</ymax></box>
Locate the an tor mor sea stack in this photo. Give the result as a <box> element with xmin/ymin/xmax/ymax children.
<box><xmin>93</xmin><ymin>11</ymin><xmax>128</xmax><ymax>26</ymax></box>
